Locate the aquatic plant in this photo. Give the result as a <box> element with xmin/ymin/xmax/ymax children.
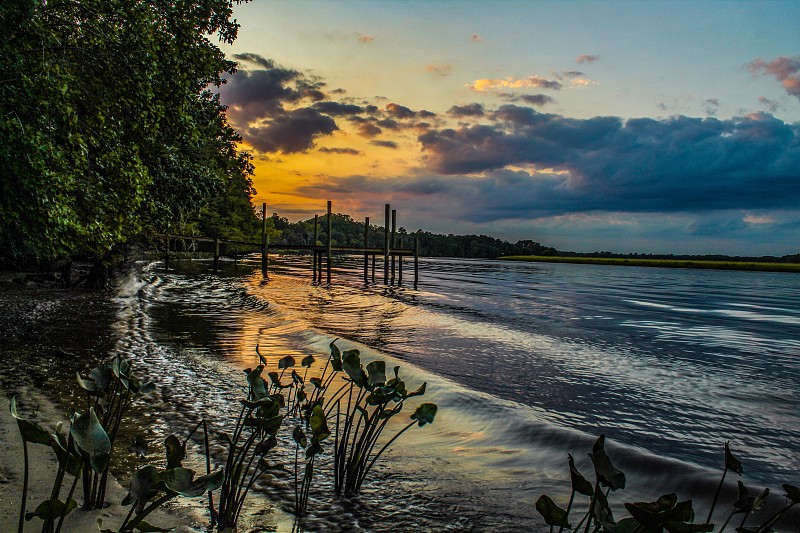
<box><xmin>321</xmin><ymin>341</ymin><xmax>437</xmax><ymax>496</ymax></box>
<box><xmin>105</xmin><ymin>433</ymin><xmax>223</xmax><ymax>533</ymax></box>
<box><xmin>291</xmin><ymin>404</ymin><xmax>330</xmax><ymax>516</ymax></box>
<box><xmin>10</xmin><ymin>397</ymin><xmax>111</xmax><ymax>533</ymax></box>
<box><xmin>535</xmin><ymin>435</ymin><xmax>800</xmax><ymax>533</ymax></box>
<box><xmin>214</xmin><ymin>365</ymin><xmax>284</xmax><ymax>532</ymax></box>
<box><xmin>75</xmin><ymin>355</ymin><xmax>155</xmax><ymax>509</ymax></box>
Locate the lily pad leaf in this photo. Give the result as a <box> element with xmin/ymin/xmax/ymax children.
<box><xmin>89</xmin><ymin>365</ymin><xmax>113</xmax><ymax>392</ymax></box>
<box><xmin>366</xmin><ymin>360</ymin><xmax>387</xmax><ymax>387</ymax></box>
<box><xmin>310</xmin><ymin>404</ymin><xmax>330</xmax><ymax>441</ymax></box>
<box><xmin>70</xmin><ymin>408</ymin><xmax>111</xmax><ymax>472</ymax></box>
<box><xmin>10</xmin><ymin>397</ymin><xmax>52</xmax><ymax>445</ymax></box>
<box><xmin>783</xmin><ymin>484</ymin><xmax>800</xmax><ymax>503</ymax></box>
<box><xmin>309</xmin><ymin>377</ymin><xmax>323</xmax><ymax>389</ymax></box>
<box><xmin>293</xmin><ymin>427</ymin><xmax>308</xmax><ymax>448</ymax></box>
<box><xmin>568</xmin><ymin>454</ymin><xmax>594</xmax><ymax>497</ymax></box>
<box><xmin>302</xmin><ymin>355</ymin><xmax>315</xmax><ymax>367</ymax></box>
<box><xmin>535</xmin><ymin>495</ymin><xmax>570</xmax><ymax>528</ymax></box>
<box><xmin>246</xmin><ymin>366</ymin><xmax>269</xmax><ymax>400</ymax></box>
<box><xmin>342</xmin><ymin>349</ymin><xmax>367</xmax><ymax>388</ymax></box>
<box><xmin>406</xmin><ymin>382</ymin><xmax>427</xmax><ymax>399</ymax></box>
<box><xmin>411</xmin><ymin>403</ymin><xmax>437</xmax><ymax>426</ymax></box>
<box><xmin>278</xmin><ymin>355</ymin><xmax>295</xmax><ymax>369</ymax></box>
<box><xmin>25</xmin><ymin>498</ymin><xmax>77</xmax><ymax>521</ymax></box>
<box><xmin>123</xmin><ymin>465</ymin><xmax>159</xmax><ymax>513</ymax></box>
<box><xmin>725</xmin><ymin>442</ymin><xmax>744</xmax><ymax>475</ymax></box>
<box><xmin>590</xmin><ymin>434</ymin><xmax>625</xmax><ymax>490</ymax></box>
<box><xmin>164</xmin><ymin>435</ymin><xmax>185</xmax><ymax>469</ymax></box>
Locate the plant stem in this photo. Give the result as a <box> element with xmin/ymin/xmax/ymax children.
<box><xmin>19</xmin><ymin>440</ymin><xmax>29</xmax><ymax>533</ymax></box>
<box><xmin>558</xmin><ymin>491</ymin><xmax>575</xmax><ymax>533</ymax></box>
<box><xmin>718</xmin><ymin>509</ymin><xmax>735</xmax><ymax>533</ymax></box>
<box><xmin>756</xmin><ymin>502</ymin><xmax>796</xmax><ymax>533</ymax></box>
<box><xmin>54</xmin><ymin>467</ymin><xmax>81</xmax><ymax>533</ymax></box>
<box><xmin>126</xmin><ymin>493</ymin><xmax>174</xmax><ymax>532</ymax></box>
<box><xmin>358</xmin><ymin>420</ymin><xmax>416</xmax><ymax>493</ymax></box>
<box><xmin>583</xmin><ymin>484</ymin><xmax>598</xmax><ymax>533</ymax></box>
<box><xmin>707</xmin><ymin>467</ymin><xmax>728</xmax><ymax>524</ymax></box>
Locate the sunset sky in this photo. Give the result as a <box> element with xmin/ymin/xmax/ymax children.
<box><xmin>217</xmin><ymin>0</ymin><xmax>800</xmax><ymax>255</ymax></box>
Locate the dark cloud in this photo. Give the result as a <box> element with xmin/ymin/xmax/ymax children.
<box><xmin>559</xmin><ymin>71</ymin><xmax>584</xmax><ymax>79</ymax></box>
<box><xmin>418</xmin><ymin>109</ymin><xmax>436</xmax><ymax>119</ymax></box>
<box><xmin>514</xmin><ymin>94</ymin><xmax>556</xmax><ymax>106</ymax></box>
<box><xmin>749</xmin><ymin>56</ymin><xmax>800</xmax><ymax>100</ymax></box>
<box><xmin>370</xmin><ymin>140</ymin><xmax>399</xmax><ymax>149</ymax></box>
<box><xmin>385</xmin><ymin>103</ymin><xmax>416</xmax><ymax>119</ymax></box>
<box><xmin>448</xmin><ymin>103</ymin><xmax>485</xmax><ymax>117</ymax></box>
<box><xmin>331</xmin><ymin>88</ymin><xmax>347</xmax><ymax>95</ymax></box>
<box><xmin>318</xmin><ymin>147</ymin><xmax>363</xmax><ymax>155</ymax></box>
<box><xmin>356</xmin><ymin>122</ymin><xmax>382</xmax><ymax>138</ymax></box>
<box><xmin>576</xmin><ymin>54</ymin><xmax>599</xmax><ymax>64</ymax></box>
<box><xmin>376</xmin><ymin>118</ymin><xmax>400</xmax><ymax>130</ymax></box>
<box><xmin>312</xmin><ymin>101</ymin><xmax>365</xmax><ymax>115</ymax></box>
<box><xmin>220</xmin><ymin>67</ymin><xmax>302</xmax><ymax>123</ymax></box>
<box><xmin>245</xmin><ymin>108</ymin><xmax>337</xmax><ymax>153</ymax></box>
<box><xmin>703</xmin><ymin>98</ymin><xmax>720</xmax><ymax>116</ymax></box>
<box><xmin>418</xmin><ymin>108</ymin><xmax>800</xmax><ymax>214</ymax></box>
<box><xmin>232</xmin><ymin>53</ymin><xmax>276</xmax><ymax>69</ymax></box>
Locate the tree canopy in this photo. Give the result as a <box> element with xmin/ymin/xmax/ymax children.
<box><xmin>0</xmin><ymin>0</ymin><xmax>256</xmax><ymax>267</ymax></box>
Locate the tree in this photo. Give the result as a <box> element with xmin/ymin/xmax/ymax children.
<box><xmin>0</xmin><ymin>0</ymin><xmax>255</xmax><ymax>269</ymax></box>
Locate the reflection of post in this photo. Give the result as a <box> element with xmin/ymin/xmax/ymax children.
<box><xmin>391</xmin><ymin>209</ymin><xmax>397</xmax><ymax>286</ymax></box>
<box><xmin>384</xmin><ymin>204</ymin><xmax>390</xmax><ymax>285</ymax></box>
<box><xmin>261</xmin><ymin>202</ymin><xmax>268</xmax><ymax>279</ymax></box>
<box><xmin>414</xmin><ymin>234</ymin><xmax>419</xmax><ymax>289</ymax></box>
<box><xmin>164</xmin><ymin>234</ymin><xmax>170</xmax><ymax>272</ymax></box>
<box><xmin>363</xmin><ymin>216</ymin><xmax>369</xmax><ymax>284</ymax></box>
<box><xmin>326</xmin><ymin>200</ymin><xmax>332</xmax><ymax>285</ymax></box>
<box><xmin>313</xmin><ymin>214</ymin><xmax>319</xmax><ymax>282</ymax></box>
<box><xmin>371</xmin><ymin>253</ymin><xmax>376</xmax><ymax>282</ymax></box>
<box><xmin>213</xmin><ymin>237</ymin><xmax>220</xmax><ymax>273</ymax></box>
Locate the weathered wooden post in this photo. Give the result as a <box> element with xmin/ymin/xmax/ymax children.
<box><xmin>390</xmin><ymin>209</ymin><xmax>397</xmax><ymax>285</ymax></box>
<box><xmin>384</xmin><ymin>204</ymin><xmax>390</xmax><ymax>285</ymax></box>
<box><xmin>326</xmin><ymin>200</ymin><xmax>332</xmax><ymax>284</ymax></box>
<box><xmin>414</xmin><ymin>234</ymin><xmax>420</xmax><ymax>289</ymax></box>
<box><xmin>261</xmin><ymin>202</ymin><xmax>268</xmax><ymax>279</ymax></box>
<box><xmin>363</xmin><ymin>216</ymin><xmax>370</xmax><ymax>284</ymax></box>
<box><xmin>213</xmin><ymin>237</ymin><xmax>220</xmax><ymax>273</ymax></box>
<box><xmin>313</xmin><ymin>214</ymin><xmax>319</xmax><ymax>282</ymax></box>
<box><xmin>371</xmin><ymin>253</ymin><xmax>376</xmax><ymax>282</ymax></box>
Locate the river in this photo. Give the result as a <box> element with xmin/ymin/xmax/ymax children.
<box><xmin>110</xmin><ymin>255</ymin><xmax>800</xmax><ymax>531</ymax></box>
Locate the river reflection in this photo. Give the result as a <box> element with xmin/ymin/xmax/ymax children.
<box><xmin>111</xmin><ymin>256</ymin><xmax>800</xmax><ymax>531</ymax></box>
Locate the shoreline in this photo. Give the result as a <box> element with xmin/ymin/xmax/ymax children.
<box><xmin>499</xmin><ymin>255</ymin><xmax>800</xmax><ymax>272</ymax></box>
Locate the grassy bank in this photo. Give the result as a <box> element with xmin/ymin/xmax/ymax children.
<box><xmin>500</xmin><ymin>255</ymin><xmax>800</xmax><ymax>273</ymax></box>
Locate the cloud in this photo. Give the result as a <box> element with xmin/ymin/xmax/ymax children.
<box><xmin>358</xmin><ymin>34</ymin><xmax>375</xmax><ymax>44</ymax></box>
<box><xmin>355</xmin><ymin>121</ymin><xmax>382</xmax><ymax>138</ymax></box>
<box><xmin>233</xmin><ymin>53</ymin><xmax>276</xmax><ymax>69</ymax></box>
<box><xmin>703</xmin><ymin>98</ymin><xmax>720</xmax><ymax>116</ymax></box>
<box><xmin>370</xmin><ymin>140</ymin><xmax>399</xmax><ymax>149</ymax></box>
<box><xmin>426</xmin><ymin>64</ymin><xmax>453</xmax><ymax>77</ymax></box>
<box><xmin>447</xmin><ymin>103</ymin><xmax>485</xmax><ymax>117</ymax></box>
<box><xmin>576</xmin><ymin>54</ymin><xmax>600</xmax><ymax>64</ymax></box>
<box><xmin>312</xmin><ymin>101</ymin><xmax>364</xmax><ymax>115</ymax></box>
<box><xmin>749</xmin><ymin>56</ymin><xmax>800</xmax><ymax>100</ymax></box>
<box><xmin>245</xmin><ymin>108</ymin><xmax>337</xmax><ymax>153</ymax></box>
<box><xmin>318</xmin><ymin>147</ymin><xmax>363</xmax><ymax>155</ymax></box>
<box><xmin>417</xmin><ymin>108</ymin><xmax>800</xmax><ymax>215</ymax></box>
<box><xmin>471</xmin><ymin>34</ymin><xmax>484</xmax><ymax>42</ymax></box>
<box><xmin>385</xmin><ymin>103</ymin><xmax>416</xmax><ymax>119</ymax></box>
<box><xmin>468</xmin><ymin>75</ymin><xmax>562</xmax><ymax>92</ymax></box>
<box><xmin>758</xmin><ymin>96</ymin><xmax>780</xmax><ymax>113</ymax></box>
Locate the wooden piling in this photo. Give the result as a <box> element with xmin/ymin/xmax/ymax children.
<box><xmin>261</xmin><ymin>202</ymin><xmax>268</xmax><ymax>278</ymax></box>
<box><xmin>326</xmin><ymin>200</ymin><xmax>332</xmax><ymax>284</ymax></box>
<box><xmin>364</xmin><ymin>216</ymin><xmax>370</xmax><ymax>284</ymax></box>
<box><xmin>313</xmin><ymin>214</ymin><xmax>319</xmax><ymax>281</ymax></box>
<box><xmin>371</xmin><ymin>254</ymin><xmax>376</xmax><ymax>282</ymax></box>
<box><xmin>384</xmin><ymin>204</ymin><xmax>390</xmax><ymax>285</ymax></box>
<box><xmin>391</xmin><ymin>209</ymin><xmax>397</xmax><ymax>285</ymax></box>
<box><xmin>414</xmin><ymin>234</ymin><xmax>420</xmax><ymax>288</ymax></box>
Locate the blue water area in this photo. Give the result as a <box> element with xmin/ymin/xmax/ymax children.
<box><xmin>128</xmin><ymin>256</ymin><xmax>800</xmax><ymax>531</ymax></box>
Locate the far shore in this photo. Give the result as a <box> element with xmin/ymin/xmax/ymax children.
<box><xmin>499</xmin><ymin>255</ymin><xmax>800</xmax><ymax>273</ymax></box>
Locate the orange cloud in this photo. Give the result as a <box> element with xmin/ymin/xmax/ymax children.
<box><xmin>426</xmin><ymin>64</ymin><xmax>452</xmax><ymax>77</ymax></box>
<box><xmin>468</xmin><ymin>75</ymin><xmax>561</xmax><ymax>92</ymax></box>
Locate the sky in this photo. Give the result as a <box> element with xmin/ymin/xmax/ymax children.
<box><xmin>216</xmin><ymin>0</ymin><xmax>800</xmax><ymax>255</ymax></box>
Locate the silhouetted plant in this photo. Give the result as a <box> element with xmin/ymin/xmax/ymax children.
<box><xmin>320</xmin><ymin>341</ymin><xmax>436</xmax><ymax>496</ymax></box>
<box><xmin>10</xmin><ymin>397</ymin><xmax>110</xmax><ymax>533</ymax></box>
<box><xmin>214</xmin><ymin>365</ymin><xmax>284</xmax><ymax>532</ymax></box>
<box><xmin>76</xmin><ymin>355</ymin><xmax>155</xmax><ymax>509</ymax></box>
<box><xmin>291</xmin><ymin>404</ymin><xmax>330</xmax><ymax>516</ymax></box>
<box><xmin>535</xmin><ymin>435</ymin><xmax>800</xmax><ymax>533</ymax></box>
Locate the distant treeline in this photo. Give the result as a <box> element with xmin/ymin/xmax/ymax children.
<box><xmin>556</xmin><ymin>250</ymin><xmax>800</xmax><ymax>264</ymax></box>
<box><xmin>268</xmin><ymin>213</ymin><xmax>557</xmax><ymax>259</ymax></box>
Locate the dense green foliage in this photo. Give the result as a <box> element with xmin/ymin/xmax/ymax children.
<box><xmin>0</xmin><ymin>0</ymin><xmax>256</xmax><ymax>267</ymax></box>
<box><xmin>271</xmin><ymin>212</ymin><xmax>557</xmax><ymax>258</ymax></box>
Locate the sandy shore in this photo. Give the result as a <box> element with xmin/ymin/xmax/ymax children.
<box><xmin>0</xmin><ymin>270</ymin><xmax>208</xmax><ymax>532</ymax></box>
